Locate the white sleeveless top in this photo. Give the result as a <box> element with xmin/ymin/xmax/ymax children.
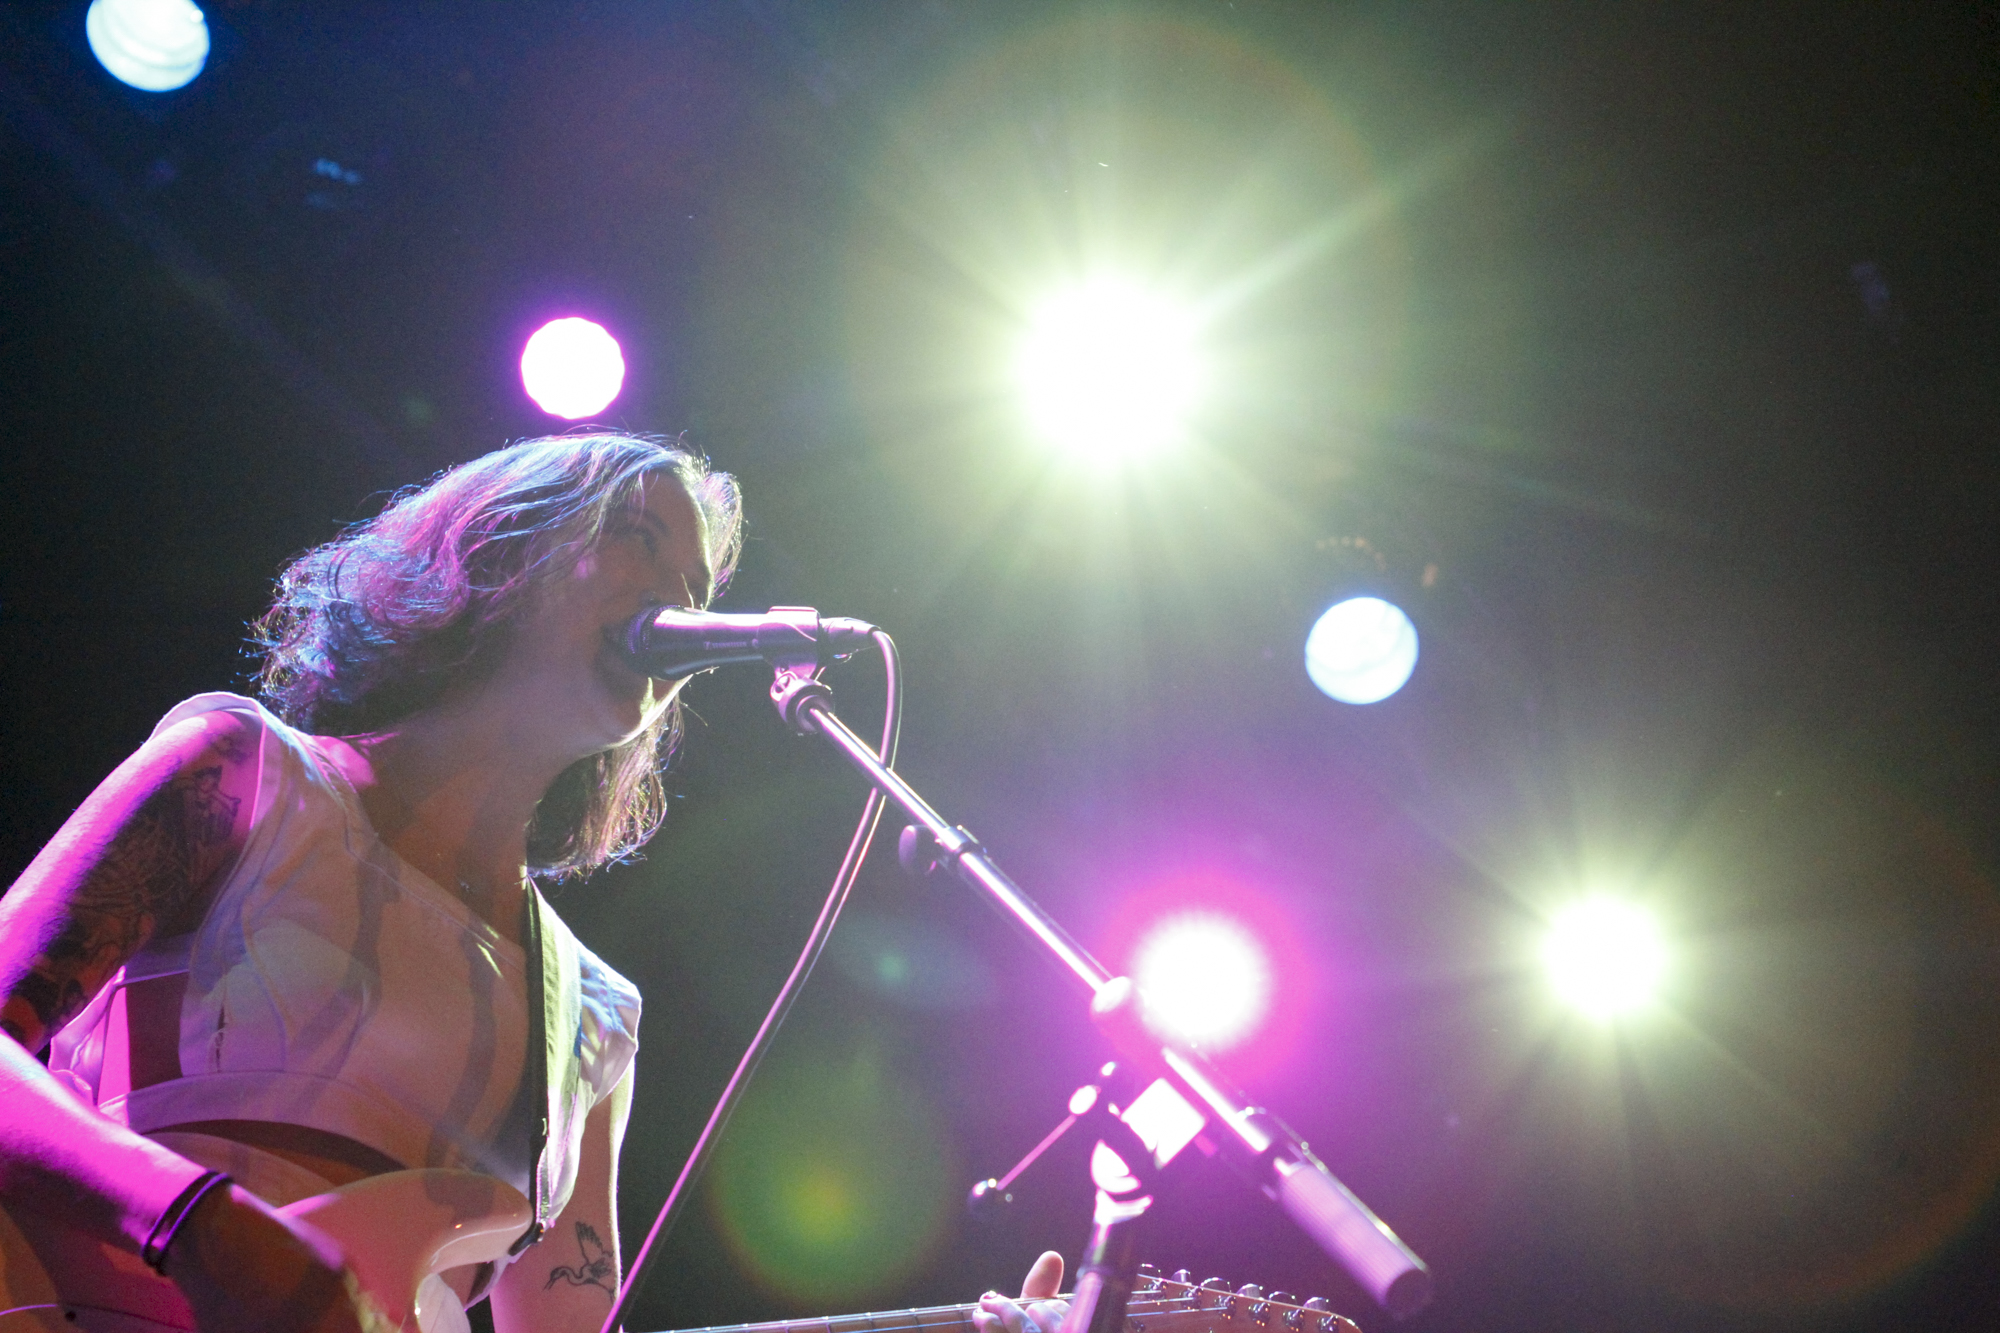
<box><xmin>48</xmin><ymin>693</ymin><xmax>641</xmax><ymax>1225</ymax></box>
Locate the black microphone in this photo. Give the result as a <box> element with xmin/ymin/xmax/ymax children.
<box><xmin>621</xmin><ymin>605</ymin><xmax>877</xmax><ymax>678</ymax></box>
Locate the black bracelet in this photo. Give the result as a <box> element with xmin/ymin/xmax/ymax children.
<box><xmin>141</xmin><ymin>1170</ymin><xmax>233</xmax><ymax>1273</ymax></box>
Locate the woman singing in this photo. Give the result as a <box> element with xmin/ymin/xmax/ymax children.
<box><xmin>0</xmin><ymin>434</ymin><xmax>1063</xmax><ymax>1333</ymax></box>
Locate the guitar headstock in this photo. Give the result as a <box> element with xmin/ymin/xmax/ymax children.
<box><xmin>1121</xmin><ymin>1266</ymin><xmax>1362</xmax><ymax>1333</ymax></box>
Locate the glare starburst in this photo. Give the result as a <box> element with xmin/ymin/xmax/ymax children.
<box><xmin>1541</xmin><ymin>898</ymin><xmax>1669</xmax><ymax>1020</ymax></box>
<box><xmin>1015</xmin><ymin>280</ymin><xmax>1204</xmax><ymax>463</ymax></box>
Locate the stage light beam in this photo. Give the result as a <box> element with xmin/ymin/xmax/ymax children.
<box><xmin>1130</xmin><ymin>911</ymin><xmax>1274</xmax><ymax>1052</ymax></box>
<box><xmin>1541</xmin><ymin>898</ymin><xmax>1668</xmax><ymax>1020</ymax></box>
<box><xmin>86</xmin><ymin>0</ymin><xmax>210</xmax><ymax>93</ymax></box>
<box><xmin>1305</xmin><ymin>596</ymin><xmax>1419</xmax><ymax>704</ymax></box>
<box><xmin>1016</xmin><ymin>280</ymin><xmax>1203</xmax><ymax>462</ymax></box>
<box><xmin>520</xmin><ymin>317</ymin><xmax>626</xmax><ymax>420</ymax></box>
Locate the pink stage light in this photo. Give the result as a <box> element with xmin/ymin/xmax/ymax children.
<box><xmin>1130</xmin><ymin>910</ymin><xmax>1275</xmax><ymax>1052</ymax></box>
<box><xmin>520</xmin><ymin>316</ymin><xmax>625</xmax><ymax>419</ymax></box>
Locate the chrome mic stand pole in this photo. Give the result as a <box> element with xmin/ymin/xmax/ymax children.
<box><xmin>768</xmin><ymin>666</ymin><xmax>1432</xmax><ymax>1323</ymax></box>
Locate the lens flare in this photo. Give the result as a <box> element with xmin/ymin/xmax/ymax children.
<box><xmin>708</xmin><ymin>1047</ymin><xmax>953</xmax><ymax>1303</ymax></box>
<box><xmin>1016</xmin><ymin>280</ymin><xmax>1203</xmax><ymax>462</ymax></box>
<box><xmin>1130</xmin><ymin>910</ymin><xmax>1274</xmax><ymax>1051</ymax></box>
<box><xmin>1541</xmin><ymin>897</ymin><xmax>1668</xmax><ymax>1020</ymax></box>
<box><xmin>1305</xmin><ymin>596</ymin><xmax>1419</xmax><ymax>704</ymax></box>
<box><xmin>86</xmin><ymin>0</ymin><xmax>210</xmax><ymax>93</ymax></box>
<box><xmin>520</xmin><ymin>316</ymin><xmax>626</xmax><ymax>419</ymax></box>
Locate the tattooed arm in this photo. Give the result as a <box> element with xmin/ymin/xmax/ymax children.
<box><xmin>0</xmin><ymin>708</ymin><xmax>254</xmax><ymax>1052</ymax></box>
<box><xmin>490</xmin><ymin>1064</ymin><xmax>634</xmax><ymax>1333</ymax></box>
<box><xmin>0</xmin><ymin>708</ymin><xmax>254</xmax><ymax>1239</ymax></box>
<box><xmin>0</xmin><ymin>710</ymin><xmax>376</xmax><ymax>1333</ymax></box>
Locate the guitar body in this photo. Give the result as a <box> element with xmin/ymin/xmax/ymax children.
<box><xmin>0</xmin><ymin>1169</ymin><xmax>532</xmax><ymax>1333</ymax></box>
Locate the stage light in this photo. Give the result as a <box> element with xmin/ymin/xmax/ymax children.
<box><xmin>86</xmin><ymin>0</ymin><xmax>209</xmax><ymax>93</ymax></box>
<box><xmin>1015</xmin><ymin>280</ymin><xmax>1203</xmax><ymax>462</ymax></box>
<box><xmin>1305</xmin><ymin>596</ymin><xmax>1418</xmax><ymax>704</ymax></box>
<box><xmin>1130</xmin><ymin>910</ymin><xmax>1274</xmax><ymax>1052</ymax></box>
<box><xmin>520</xmin><ymin>317</ymin><xmax>625</xmax><ymax>419</ymax></box>
<box><xmin>1541</xmin><ymin>898</ymin><xmax>1668</xmax><ymax>1020</ymax></box>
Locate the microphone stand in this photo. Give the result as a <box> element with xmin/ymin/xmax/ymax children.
<box><xmin>768</xmin><ymin>666</ymin><xmax>1432</xmax><ymax>1325</ymax></box>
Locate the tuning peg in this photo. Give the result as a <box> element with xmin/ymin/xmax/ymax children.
<box><xmin>1135</xmin><ymin>1264</ymin><xmax>1162</xmax><ymax>1291</ymax></box>
<box><xmin>1300</xmin><ymin>1297</ymin><xmax>1344</xmax><ymax>1332</ymax></box>
<box><xmin>1231</xmin><ymin>1284</ymin><xmax>1267</xmax><ymax>1324</ymax></box>
<box><xmin>1170</xmin><ymin>1269</ymin><xmax>1192</xmax><ymax>1287</ymax></box>
<box><xmin>1267</xmin><ymin>1293</ymin><xmax>1300</xmax><ymax>1328</ymax></box>
<box><xmin>1197</xmin><ymin>1278</ymin><xmax>1232</xmax><ymax>1309</ymax></box>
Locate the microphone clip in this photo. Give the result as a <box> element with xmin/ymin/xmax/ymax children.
<box><xmin>770</xmin><ymin>663</ymin><xmax>834</xmax><ymax>735</ymax></box>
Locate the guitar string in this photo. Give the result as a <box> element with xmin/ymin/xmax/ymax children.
<box><xmin>660</xmin><ymin>1287</ymin><xmax>1346</xmax><ymax>1333</ymax></box>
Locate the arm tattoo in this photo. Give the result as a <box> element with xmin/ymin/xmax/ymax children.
<box><xmin>212</xmin><ymin>727</ymin><xmax>252</xmax><ymax>767</ymax></box>
<box><xmin>543</xmin><ymin>1220</ymin><xmax>616</xmax><ymax>1299</ymax></box>
<box><xmin>9</xmin><ymin>762</ymin><xmax>241</xmax><ymax>1040</ymax></box>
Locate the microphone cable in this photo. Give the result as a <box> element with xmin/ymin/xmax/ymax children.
<box><xmin>605</xmin><ymin>629</ymin><xmax>903</xmax><ymax>1333</ymax></box>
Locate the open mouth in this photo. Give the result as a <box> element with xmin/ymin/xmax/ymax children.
<box><xmin>595</xmin><ymin>629</ymin><xmax>650</xmax><ymax>692</ymax></box>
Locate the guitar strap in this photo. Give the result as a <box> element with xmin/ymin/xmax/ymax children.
<box><xmin>509</xmin><ymin>886</ymin><xmax>550</xmax><ymax>1256</ymax></box>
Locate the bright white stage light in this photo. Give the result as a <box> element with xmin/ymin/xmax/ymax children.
<box><xmin>86</xmin><ymin>0</ymin><xmax>209</xmax><ymax>93</ymax></box>
<box><xmin>520</xmin><ymin>317</ymin><xmax>626</xmax><ymax>420</ymax></box>
<box><xmin>1016</xmin><ymin>281</ymin><xmax>1203</xmax><ymax>462</ymax></box>
<box><xmin>1541</xmin><ymin>898</ymin><xmax>1668</xmax><ymax>1020</ymax></box>
<box><xmin>1131</xmin><ymin>911</ymin><xmax>1273</xmax><ymax>1052</ymax></box>
<box><xmin>1305</xmin><ymin>596</ymin><xmax>1418</xmax><ymax>704</ymax></box>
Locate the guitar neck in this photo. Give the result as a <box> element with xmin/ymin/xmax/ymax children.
<box><xmin>665</xmin><ymin>1302</ymin><xmax>980</xmax><ymax>1333</ymax></box>
<box><xmin>654</xmin><ymin>1273</ymin><xmax>1361</xmax><ymax>1333</ymax></box>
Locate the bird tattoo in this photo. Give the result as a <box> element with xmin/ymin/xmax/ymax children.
<box><xmin>545</xmin><ymin>1221</ymin><xmax>616</xmax><ymax>1298</ymax></box>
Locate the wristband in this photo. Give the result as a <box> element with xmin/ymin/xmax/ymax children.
<box><xmin>142</xmin><ymin>1169</ymin><xmax>233</xmax><ymax>1273</ymax></box>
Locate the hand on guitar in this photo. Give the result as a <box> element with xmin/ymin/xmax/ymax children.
<box><xmin>161</xmin><ymin>1182</ymin><xmax>389</xmax><ymax>1333</ymax></box>
<box><xmin>974</xmin><ymin>1251</ymin><xmax>1069</xmax><ymax>1333</ymax></box>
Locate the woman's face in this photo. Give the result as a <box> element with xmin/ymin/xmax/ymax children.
<box><xmin>488</xmin><ymin>473</ymin><xmax>716</xmax><ymax>758</ymax></box>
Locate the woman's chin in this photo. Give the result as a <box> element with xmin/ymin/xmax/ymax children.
<box><xmin>583</xmin><ymin>660</ymin><xmax>644</xmax><ymax>731</ymax></box>
<box><xmin>590</xmin><ymin>655</ymin><xmax>680</xmax><ymax>745</ymax></box>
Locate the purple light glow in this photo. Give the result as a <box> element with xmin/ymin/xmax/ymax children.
<box><xmin>1095</xmin><ymin>871</ymin><xmax>1319</xmax><ymax>1078</ymax></box>
<box><xmin>1131</xmin><ymin>910</ymin><xmax>1275</xmax><ymax>1052</ymax></box>
<box><xmin>1088</xmin><ymin>835</ymin><xmax>1348</xmax><ymax>1082</ymax></box>
<box><xmin>520</xmin><ymin>316</ymin><xmax>625</xmax><ymax>419</ymax></box>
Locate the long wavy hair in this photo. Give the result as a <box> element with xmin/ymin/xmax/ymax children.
<box><xmin>253</xmin><ymin>433</ymin><xmax>743</xmax><ymax>879</ymax></box>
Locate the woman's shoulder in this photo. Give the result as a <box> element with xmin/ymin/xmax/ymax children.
<box><xmin>113</xmin><ymin>696</ymin><xmax>268</xmax><ymax>812</ymax></box>
<box><xmin>146</xmin><ymin>692</ymin><xmax>288</xmax><ymax>758</ymax></box>
<box><xmin>143</xmin><ymin>694</ymin><xmax>363</xmax><ymax>844</ymax></box>
<box><xmin>145</xmin><ymin>696</ymin><xmax>306</xmax><ymax>780</ymax></box>
<box><xmin>151</xmin><ymin>692</ymin><xmax>361</xmax><ymax>784</ymax></box>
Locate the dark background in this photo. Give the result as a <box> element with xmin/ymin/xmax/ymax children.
<box><xmin>6</xmin><ymin>2</ymin><xmax>2000</xmax><ymax>1330</ymax></box>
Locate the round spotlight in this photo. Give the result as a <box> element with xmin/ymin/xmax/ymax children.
<box><xmin>1541</xmin><ymin>898</ymin><xmax>1668</xmax><ymax>1020</ymax></box>
<box><xmin>1016</xmin><ymin>280</ymin><xmax>1203</xmax><ymax>462</ymax></box>
<box><xmin>520</xmin><ymin>317</ymin><xmax>626</xmax><ymax>420</ymax></box>
<box><xmin>1130</xmin><ymin>910</ymin><xmax>1274</xmax><ymax>1052</ymax></box>
<box><xmin>1305</xmin><ymin>596</ymin><xmax>1418</xmax><ymax>704</ymax></box>
<box><xmin>86</xmin><ymin>0</ymin><xmax>210</xmax><ymax>93</ymax></box>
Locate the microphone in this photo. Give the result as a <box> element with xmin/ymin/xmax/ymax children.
<box><xmin>621</xmin><ymin>605</ymin><xmax>877</xmax><ymax>678</ymax></box>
